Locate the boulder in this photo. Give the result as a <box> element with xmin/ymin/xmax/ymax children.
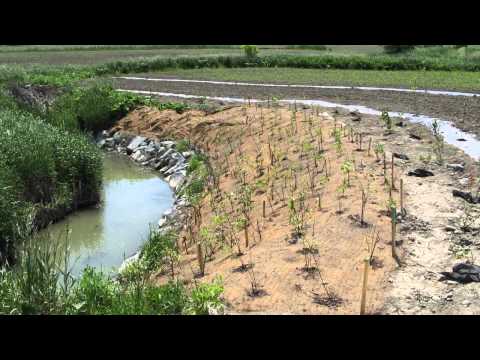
<box><xmin>182</xmin><ymin>151</ymin><xmax>195</xmax><ymax>158</ymax></box>
<box><xmin>167</xmin><ymin>172</ymin><xmax>186</xmax><ymax>190</ymax></box>
<box><xmin>127</xmin><ymin>136</ymin><xmax>147</xmax><ymax>152</ymax></box>
<box><xmin>160</xmin><ymin>141</ymin><xmax>176</xmax><ymax>149</ymax></box>
<box><xmin>158</xmin><ymin>217</ymin><xmax>168</xmax><ymax>228</ymax></box>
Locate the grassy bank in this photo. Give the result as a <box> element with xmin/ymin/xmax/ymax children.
<box><xmin>0</xmin><ymin>82</ymin><xmax>192</xmax><ymax>262</ymax></box>
<box><xmin>0</xmin><ymin>100</ymin><xmax>103</xmax><ymax>263</ymax></box>
<box><xmin>0</xmin><ymin>80</ymin><xmax>225</xmax><ymax>314</ymax></box>
<box><xmin>0</xmin><ymin>234</ymin><xmax>223</xmax><ymax>315</ymax></box>
<box><xmin>139</xmin><ymin>67</ymin><xmax>480</xmax><ymax>92</ymax></box>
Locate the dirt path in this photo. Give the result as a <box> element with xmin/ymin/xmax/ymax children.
<box><xmin>112</xmin><ymin>77</ymin><xmax>480</xmax><ymax>141</ymax></box>
<box><xmin>112</xmin><ymin>102</ymin><xmax>480</xmax><ymax>315</ymax></box>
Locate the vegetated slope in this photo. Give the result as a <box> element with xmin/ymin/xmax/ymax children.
<box><xmin>111</xmin><ymin>103</ymin><xmax>480</xmax><ymax>314</ymax></box>
<box><xmin>111</xmin><ymin>105</ymin><xmax>407</xmax><ymax>314</ymax></box>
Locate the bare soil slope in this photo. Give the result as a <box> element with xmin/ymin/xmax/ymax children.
<box><xmin>112</xmin><ymin>104</ymin><xmax>480</xmax><ymax>314</ymax></box>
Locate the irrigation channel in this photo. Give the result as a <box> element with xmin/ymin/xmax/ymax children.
<box><xmin>40</xmin><ymin>152</ymin><xmax>174</xmax><ymax>277</ymax></box>
<box><xmin>117</xmin><ymin>89</ymin><xmax>480</xmax><ymax>161</ymax></box>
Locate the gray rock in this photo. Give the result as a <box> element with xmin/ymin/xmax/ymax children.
<box><xmin>163</xmin><ymin>208</ymin><xmax>174</xmax><ymax>218</ymax></box>
<box><xmin>131</xmin><ymin>150</ymin><xmax>142</xmax><ymax>162</ymax></box>
<box><xmin>459</xmin><ymin>178</ymin><xmax>470</xmax><ymax>186</ymax></box>
<box><xmin>182</xmin><ymin>151</ymin><xmax>194</xmax><ymax>158</ymax></box>
<box><xmin>444</xmin><ymin>226</ymin><xmax>457</xmax><ymax>232</ymax></box>
<box><xmin>167</xmin><ymin>172</ymin><xmax>186</xmax><ymax>190</ymax></box>
<box><xmin>98</xmin><ymin>139</ymin><xmax>106</xmax><ymax>148</ymax></box>
<box><xmin>145</xmin><ymin>145</ymin><xmax>157</xmax><ymax>155</ymax></box>
<box><xmin>127</xmin><ymin>136</ymin><xmax>147</xmax><ymax>152</ymax></box>
<box><xmin>105</xmin><ymin>138</ymin><xmax>115</xmax><ymax>148</ymax></box>
<box><xmin>158</xmin><ymin>217</ymin><xmax>167</xmax><ymax>227</ymax></box>
<box><xmin>164</xmin><ymin>163</ymin><xmax>187</xmax><ymax>176</ymax></box>
<box><xmin>160</xmin><ymin>141</ymin><xmax>176</xmax><ymax>149</ymax></box>
<box><xmin>157</xmin><ymin>148</ymin><xmax>174</xmax><ymax>161</ymax></box>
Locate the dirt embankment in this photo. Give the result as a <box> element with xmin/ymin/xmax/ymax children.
<box><xmin>113</xmin><ymin>77</ymin><xmax>480</xmax><ymax>141</ymax></box>
<box><xmin>113</xmin><ymin>104</ymin><xmax>480</xmax><ymax>315</ymax></box>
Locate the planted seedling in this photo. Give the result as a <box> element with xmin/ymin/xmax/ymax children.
<box><xmin>381</xmin><ymin>110</ymin><xmax>393</xmax><ymax>133</ymax></box>
<box><xmin>341</xmin><ymin>160</ymin><xmax>354</xmax><ymax>187</ymax></box>
<box><xmin>431</xmin><ymin>119</ymin><xmax>445</xmax><ymax>165</ymax></box>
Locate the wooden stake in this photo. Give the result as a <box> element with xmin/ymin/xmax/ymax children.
<box><xmin>368</xmin><ymin>138</ymin><xmax>372</xmax><ymax>156</ymax></box>
<box><xmin>391</xmin><ymin>207</ymin><xmax>401</xmax><ymax>266</ymax></box>
<box><xmin>244</xmin><ymin>225</ymin><xmax>249</xmax><ymax>248</ymax></box>
<box><xmin>256</xmin><ymin>220</ymin><xmax>262</xmax><ymax>243</ymax></box>
<box><xmin>391</xmin><ymin>153</ymin><xmax>396</xmax><ymax>190</ymax></box>
<box><xmin>383</xmin><ymin>152</ymin><xmax>387</xmax><ymax>184</ymax></box>
<box><xmin>197</xmin><ymin>243</ymin><xmax>205</xmax><ymax>276</ymax></box>
<box><xmin>360</xmin><ymin>258</ymin><xmax>369</xmax><ymax>315</ymax></box>
<box><xmin>400</xmin><ymin>178</ymin><xmax>404</xmax><ymax>215</ymax></box>
<box><xmin>263</xmin><ymin>200</ymin><xmax>266</xmax><ymax>218</ymax></box>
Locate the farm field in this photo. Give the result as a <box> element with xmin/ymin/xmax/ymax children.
<box><xmin>1</xmin><ymin>45</ymin><xmax>480</xmax><ymax>315</ymax></box>
<box><xmin>134</xmin><ymin>67</ymin><xmax>480</xmax><ymax>92</ymax></box>
<box><xmin>0</xmin><ymin>47</ymin><xmax>334</xmax><ymax>66</ymax></box>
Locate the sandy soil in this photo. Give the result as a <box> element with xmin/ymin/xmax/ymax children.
<box><xmin>112</xmin><ymin>77</ymin><xmax>480</xmax><ymax>141</ymax></box>
<box><xmin>111</xmin><ymin>103</ymin><xmax>480</xmax><ymax>315</ymax></box>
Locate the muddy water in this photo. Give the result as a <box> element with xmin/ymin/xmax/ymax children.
<box><xmin>117</xmin><ymin>89</ymin><xmax>480</xmax><ymax>160</ymax></box>
<box><xmin>42</xmin><ymin>152</ymin><xmax>174</xmax><ymax>277</ymax></box>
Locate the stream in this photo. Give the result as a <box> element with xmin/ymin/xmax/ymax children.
<box><xmin>41</xmin><ymin>152</ymin><xmax>174</xmax><ymax>277</ymax></box>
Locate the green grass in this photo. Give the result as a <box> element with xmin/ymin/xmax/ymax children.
<box><xmin>2</xmin><ymin>45</ymin><xmax>480</xmax><ymax>89</ymax></box>
<box><xmin>0</xmin><ymin>108</ymin><xmax>103</xmax><ymax>240</ymax></box>
<box><xmin>0</xmin><ymin>235</ymin><xmax>224</xmax><ymax>315</ymax></box>
<box><xmin>146</xmin><ymin>67</ymin><xmax>480</xmax><ymax>92</ymax></box>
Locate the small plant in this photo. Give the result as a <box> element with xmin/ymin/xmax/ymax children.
<box><xmin>333</xmin><ymin>128</ymin><xmax>343</xmax><ymax>155</ymax></box>
<box><xmin>431</xmin><ymin>119</ymin><xmax>445</xmax><ymax>165</ymax></box>
<box><xmin>381</xmin><ymin>110</ymin><xmax>393</xmax><ymax>132</ymax></box>
<box><xmin>175</xmin><ymin>139</ymin><xmax>190</xmax><ymax>153</ymax></box>
<box><xmin>341</xmin><ymin>160</ymin><xmax>354</xmax><ymax>187</ymax></box>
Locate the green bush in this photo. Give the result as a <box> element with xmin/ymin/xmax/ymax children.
<box><xmin>241</xmin><ymin>45</ymin><xmax>259</xmax><ymax>58</ymax></box>
<box><xmin>0</xmin><ymin>238</ymin><xmax>224</xmax><ymax>315</ymax></box>
<box><xmin>383</xmin><ymin>45</ymin><xmax>416</xmax><ymax>54</ymax></box>
<box><xmin>140</xmin><ymin>229</ymin><xmax>179</xmax><ymax>273</ymax></box>
<box><xmin>44</xmin><ymin>84</ymin><xmax>190</xmax><ymax>133</ymax></box>
<box><xmin>0</xmin><ymin>109</ymin><xmax>102</xmax><ymax>252</ymax></box>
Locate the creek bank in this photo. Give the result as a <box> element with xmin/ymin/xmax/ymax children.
<box><xmin>96</xmin><ymin>130</ymin><xmax>197</xmax><ymax>273</ymax></box>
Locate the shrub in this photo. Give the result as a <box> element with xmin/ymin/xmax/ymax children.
<box><xmin>140</xmin><ymin>229</ymin><xmax>179</xmax><ymax>273</ymax></box>
<box><xmin>184</xmin><ymin>277</ymin><xmax>224</xmax><ymax>315</ymax></box>
<box><xmin>0</xmin><ymin>109</ymin><xmax>102</xmax><ymax>251</ymax></box>
<box><xmin>383</xmin><ymin>45</ymin><xmax>416</xmax><ymax>54</ymax></box>
<box><xmin>175</xmin><ymin>139</ymin><xmax>190</xmax><ymax>153</ymax></box>
<box><xmin>241</xmin><ymin>45</ymin><xmax>259</xmax><ymax>58</ymax></box>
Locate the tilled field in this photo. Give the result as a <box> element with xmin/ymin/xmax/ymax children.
<box><xmin>112</xmin><ymin>77</ymin><xmax>480</xmax><ymax>141</ymax></box>
<box><xmin>110</xmin><ymin>103</ymin><xmax>480</xmax><ymax>315</ymax></box>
